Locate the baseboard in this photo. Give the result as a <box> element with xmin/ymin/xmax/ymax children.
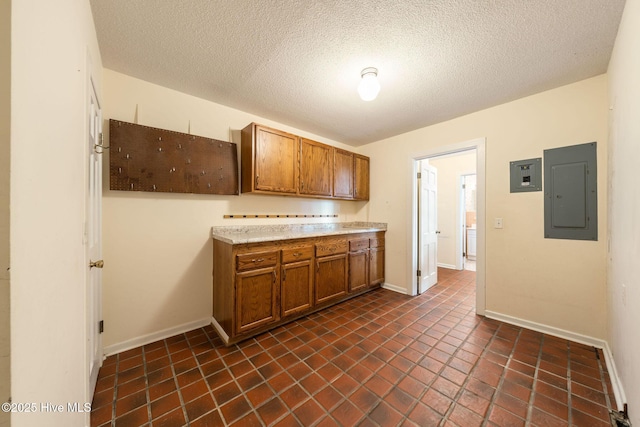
<box><xmin>601</xmin><ymin>342</ymin><xmax>627</xmax><ymax>410</ymax></box>
<box><xmin>381</xmin><ymin>282</ymin><xmax>409</xmax><ymax>295</ymax></box>
<box><xmin>485</xmin><ymin>310</ymin><xmax>626</xmax><ymax>410</ymax></box>
<box><xmin>103</xmin><ymin>317</ymin><xmax>212</xmax><ymax>357</ymax></box>
<box><xmin>437</xmin><ymin>262</ymin><xmax>457</xmax><ymax>269</ymax></box>
<box><xmin>211</xmin><ymin>316</ymin><xmax>230</xmax><ymax>344</ymax></box>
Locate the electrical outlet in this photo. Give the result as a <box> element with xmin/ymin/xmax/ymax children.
<box><xmin>494</xmin><ymin>218</ymin><xmax>503</xmax><ymax>229</ymax></box>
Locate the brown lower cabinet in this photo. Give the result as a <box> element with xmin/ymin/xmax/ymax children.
<box><xmin>236</xmin><ymin>266</ymin><xmax>279</xmax><ymax>334</ymax></box>
<box><xmin>212</xmin><ymin>231</ymin><xmax>385</xmax><ymax>345</ymax></box>
<box><xmin>281</xmin><ymin>245</ymin><xmax>314</xmax><ymax>318</ymax></box>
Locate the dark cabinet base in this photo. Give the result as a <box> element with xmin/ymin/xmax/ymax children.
<box><xmin>212</xmin><ymin>231</ymin><xmax>385</xmax><ymax>346</ymax></box>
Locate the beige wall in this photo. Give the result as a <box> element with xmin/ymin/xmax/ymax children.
<box><xmin>428</xmin><ymin>152</ymin><xmax>476</xmax><ymax>269</ymax></box>
<box><xmin>102</xmin><ymin>70</ymin><xmax>368</xmax><ymax>352</ymax></box>
<box><xmin>10</xmin><ymin>0</ymin><xmax>102</xmax><ymax>426</ymax></box>
<box><xmin>607</xmin><ymin>0</ymin><xmax>640</xmax><ymax>420</ymax></box>
<box><xmin>0</xmin><ymin>0</ymin><xmax>10</xmax><ymax>425</ymax></box>
<box><xmin>361</xmin><ymin>75</ymin><xmax>608</xmax><ymax>340</ymax></box>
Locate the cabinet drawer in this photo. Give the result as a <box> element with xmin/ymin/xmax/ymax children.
<box><xmin>349</xmin><ymin>238</ymin><xmax>369</xmax><ymax>252</ymax></box>
<box><xmin>315</xmin><ymin>239</ymin><xmax>348</xmax><ymax>257</ymax></box>
<box><xmin>236</xmin><ymin>251</ymin><xmax>278</xmax><ymax>271</ymax></box>
<box><xmin>370</xmin><ymin>237</ymin><xmax>385</xmax><ymax>248</ymax></box>
<box><xmin>281</xmin><ymin>246</ymin><xmax>313</xmax><ymax>263</ymax></box>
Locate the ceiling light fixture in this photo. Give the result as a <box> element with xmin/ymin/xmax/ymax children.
<box><xmin>358</xmin><ymin>67</ymin><xmax>380</xmax><ymax>101</ymax></box>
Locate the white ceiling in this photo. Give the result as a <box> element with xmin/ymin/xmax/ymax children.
<box><xmin>90</xmin><ymin>0</ymin><xmax>625</xmax><ymax>146</ymax></box>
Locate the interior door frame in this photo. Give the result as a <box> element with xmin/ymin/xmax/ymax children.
<box><xmin>408</xmin><ymin>138</ymin><xmax>486</xmax><ymax>315</ymax></box>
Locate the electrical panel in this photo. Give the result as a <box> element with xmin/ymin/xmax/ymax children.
<box><xmin>544</xmin><ymin>142</ymin><xmax>597</xmax><ymax>241</ymax></box>
<box><xmin>510</xmin><ymin>158</ymin><xmax>542</xmax><ymax>192</ymax></box>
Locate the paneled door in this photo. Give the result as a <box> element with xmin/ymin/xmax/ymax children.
<box><xmin>419</xmin><ymin>162</ymin><xmax>438</xmax><ymax>293</ymax></box>
<box><xmin>87</xmin><ymin>78</ymin><xmax>103</xmax><ymax>401</ymax></box>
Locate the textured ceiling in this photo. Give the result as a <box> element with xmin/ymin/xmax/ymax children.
<box><xmin>90</xmin><ymin>0</ymin><xmax>625</xmax><ymax>146</ymax></box>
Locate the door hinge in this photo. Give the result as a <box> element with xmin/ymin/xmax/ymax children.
<box><xmin>417</xmin><ymin>172</ymin><xmax>421</xmax><ymax>179</ymax></box>
<box><xmin>99</xmin><ymin>320</ymin><xmax>104</xmax><ymax>334</ymax></box>
<box><xmin>417</xmin><ymin>270</ymin><xmax>421</xmax><ymax>277</ymax></box>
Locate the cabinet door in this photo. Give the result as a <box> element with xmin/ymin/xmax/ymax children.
<box><xmin>334</xmin><ymin>149</ymin><xmax>354</xmax><ymax>199</ymax></box>
<box><xmin>369</xmin><ymin>248</ymin><xmax>385</xmax><ymax>286</ymax></box>
<box><xmin>349</xmin><ymin>250</ymin><xmax>368</xmax><ymax>292</ymax></box>
<box><xmin>300</xmin><ymin>138</ymin><xmax>333</xmax><ymax>197</ymax></box>
<box><xmin>467</xmin><ymin>229</ymin><xmax>477</xmax><ymax>258</ymax></box>
<box><xmin>236</xmin><ymin>266</ymin><xmax>279</xmax><ymax>334</ymax></box>
<box><xmin>255</xmin><ymin>126</ymin><xmax>298</xmax><ymax>194</ymax></box>
<box><xmin>315</xmin><ymin>254</ymin><xmax>348</xmax><ymax>305</ymax></box>
<box><xmin>281</xmin><ymin>260</ymin><xmax>313</xmax><ymax>317</ymax></box>
<box><xmin>354</xmin><ymin>154</ymin><xmax>370</xmax><ymax>200</ymax></box>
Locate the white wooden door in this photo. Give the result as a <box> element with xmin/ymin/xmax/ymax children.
<box><xmin>419</xmin><ymin>162</ymin><xmax>438</xmax><ymax>293</ymax></box>
<box><xmin>87</xmin><ymin>80</ymin><xmax>103</xmax><ymax>400</ymax></box>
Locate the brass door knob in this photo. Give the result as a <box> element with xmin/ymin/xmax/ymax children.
<box><xmin>90</xmin><ymin>260</ymin><xmax>104</xmax><ymax>269</ymax></box>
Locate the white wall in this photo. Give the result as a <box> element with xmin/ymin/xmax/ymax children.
<box><xmin>10</xmin><ymin>0</ymin><xmax>102</xmax><ymax>426</ymax></box>
<box><xmin>428</xmin><ymin>152</ymin><xmax>476</xmax><ymax>269</ymax></box>
<box><xmin>101</xmin><ymin>70</ymin><xmax>368</xmax><ymax>352</ymax></box>
<box><xmin>0</xmin><ymin>0</ymin><xmax>10</xmax><ymax>425</ymax></box>
<box><xmin>607</xmin><ymin>0</ymin><xmax>640</xmax><ymax>420</ymax></box>
<box><xmin>360</xmin><ymin>75</ymin><xmax>608</xmax><ymax>341</ymax></box>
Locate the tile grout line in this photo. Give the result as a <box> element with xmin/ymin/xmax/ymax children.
<box><xmin>165</xmin><ymin>336</ymin><xmax>191</xmax><ymax>427</ymax></box>
<box><xmin>524</xmin><ymin>331</ymin><xmax>545</xmax><ymax>426</ymax></box>
<box><xmin>110</xmin><ymin>354</ymin><xmax>119</xmax><ymax>427</ymax></box>
<box><xmin>567</xmin><ymin>341</ymin><xmax>573</xmax><ymax>426</ymax></box>
<box><xmin>142</xmin><ymin>345</ymin><xmax>151</xmax><ymax>425</ymax></box>
<box><xmin>480</xmin><ymin>326</ymin><xmax>526</xmax><ymax>427</ymax></box>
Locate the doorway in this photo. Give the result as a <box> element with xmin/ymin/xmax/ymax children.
<box><xmin>462</xmin><ymin>174</ymin><xmax>477</xmax><ymax>272</ymax></box>
<box><xmin>409</xmin><ymin>138</ymin><xmax>486</xmax><ymax>315</ymax></box>
<box><xmin>87</xmin><ymin>75</ymin><xmax>103</xmax><ymax>401</ymax></box>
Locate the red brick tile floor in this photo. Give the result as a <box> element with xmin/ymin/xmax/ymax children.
<box><xmin>91</xmin><ymin>268</ymin><xmax>617</xmax><ymax>426</ymax></box>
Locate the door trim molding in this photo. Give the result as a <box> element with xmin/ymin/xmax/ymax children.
<box><xmin>407</xmin><ymin>137</ymin><xmax>486</xmax><ymax>315</ymax></box>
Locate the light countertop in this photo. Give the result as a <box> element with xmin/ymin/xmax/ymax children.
<box><xmin>211</xmin><ymin>222</ymin><xmax>387</xmax><ymax>244</ymax></box>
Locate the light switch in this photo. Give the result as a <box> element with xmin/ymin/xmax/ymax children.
<box><xmin>494</xmin><ymin>218</ymin><xmax>503</xmax><ymax>229</ymax></box>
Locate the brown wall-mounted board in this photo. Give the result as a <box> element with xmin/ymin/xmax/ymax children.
<box><xmin>109</xmin><ymin>120</ymin><xmax>239</xmax><ymax>195</ymax></box>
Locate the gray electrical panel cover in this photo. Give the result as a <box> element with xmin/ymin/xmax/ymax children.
<box><xmin>544</xmin><ymin>142</ymin><xmax>597</xmax><ymax>241</ymax></box>
<box><xmin>510</xmin><ymin>158</ymin><xmax>542</xmax><ymax>192</ymax></box>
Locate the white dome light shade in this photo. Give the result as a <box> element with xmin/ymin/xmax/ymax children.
<box><xmin>358</xmin><ymin>67</ymin><xmax>380</xmax><ymax>101</ymax></box>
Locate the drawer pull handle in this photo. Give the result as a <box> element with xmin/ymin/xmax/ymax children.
<box><xmin>252</xmin><ymin>258</ymin><xmax>265</xmax><ymax>263</ymax></box>
<box><xmin>293</xmin><ymin>252</ymin><xmax>301</xmax><ymax>257</ymax></box>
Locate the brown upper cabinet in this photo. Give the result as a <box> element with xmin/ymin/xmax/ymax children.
<box><xmin>333</xmin><ymin>149</ymin><xmax>354</xmax><ymax>199</ymax></box>
<box><xmin>299</xmin><ymin>138</ymin><xmax>333</xmax><ymax>197</ymax></box>
<box><xmin>241</xmin><ymin>124</ymin><xmax>298</xmax><ymax>194</ymax></box>
<box><xmin>241</xmin><ymin>122</ymin><xmax>369</xmax><ymax>200</ymax></box>
<box><xmin>354</xmin><ymin>154</ymin><xmax>370</xmax><ymax>200</ymax></box>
